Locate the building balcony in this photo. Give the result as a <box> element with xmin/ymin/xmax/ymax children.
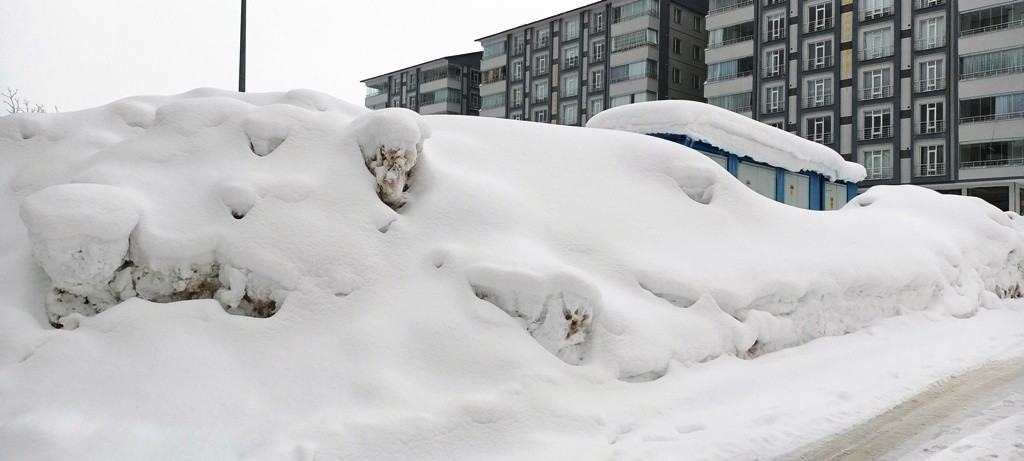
<box><xmin>804</xmin><ymin>132</ymin><xmax>834</xmax><ymax>145</ymax></box>
<box><xmin>859</xmin><ymin>45</ymin><xmax>894</xmax><ymax>61</ymax></box>
<box><xmin>563</xmin><ymin>56</ymin><xmax>580</xmax><ymax>69</ymax></box>
<box><xmin>762</xmin><ymin>65</ymin><xmax>785</xmax><ymax>78</ymax></box>
<box><xmin>961</xmin><ymin>158</ymin><xmax>1024</xmax><ymax>169</ymax></box>
<box><xmin>804</xmin><ymin>18</ymin><xmax>834</xmax><ymax>33</ymax></box>
<box><xmin>960</xmin><ymin>64</ymin><xmax>1024</xmax><ymax>80</ymax></box>
<box><xmin>762</xmin><ymin>102</ymin><xmax>786</xmax><ymax>114</ymax></box>
<box><xmin>960</xmin><ymin>112</ymin><xmax>1024</xmax><ymax>124</ymax></box>
<box><xmin>803</xmin><ymin>55</ymin><xmax>834</xmax><ymax>71</ymax></box>
<box><xmin>764</xmin><ymin>0</ymin><xmax>784</xmax><ymax>5</ymax></box>
<box><xmin>865</xmin><ymin>166</ymin><xmax>894</xmax><ymax>180</ymax></box>
<box><xmin>859</xmin><ymin>85</ymin><xmax>893</xmax><ymax>101</ymax></box>
<box><xmin>804</xmin><ymin>94</ymin><xmax>834</xmax><ymax>108</ymax></box>
<box><xmin>859</xmin><ymin>6</ymin><xmax>894</xmax><ymax>21</ymax></box>
<box><xmin>705</xmin><ymin>70</ymin><xmax>752</xmax><ymax>84</ymax></box>
<box><xmin>915</xmin><ymin>120</ymin><xmax>946</xmax><ymax>135</ymax></box>
<box><xmin>914</xmin><ymin>78</ymin><xmax>946</xmax><ymax>93</ymax></box>
<box><xmin>914</xmin><ymin>35</ymin><xmax>946</xmax><ymax>51</ymax></box>
<box><xmin>763</xmin><ymin>29</ymin><xmax>786</xmax><ymax>41</ymax></box>
<box><xmin>960</xmin><ymin>19</ymin><xmax>1024</xmax><ymax>38</ymax></box>
<box><xmin>708</xmin><ymin>35</ymin><xmax>753</xmax><ymax>49</ymax></box>
<box><xmin>915</xmin><ymin>163</ymin><xmax>946</xmax><ymax>177</ymax></box>
<box><xmin>859</xmin><ymin>125</ymin><xmax>893</xmax><ymax>140</ymax></box>
<box><xmin>709</xmin><ymin>0</ymin><xmax>754</xmax><ymax>15</ymax></box>
<box><xmin>914</xmin><ymin>0</ymin><xmax>945</xmax><ymax>9</ymax></box>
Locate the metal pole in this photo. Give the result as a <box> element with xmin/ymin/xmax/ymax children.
<box><xmin>239</xmin><ymin>0</ymin><xmax>246</xmax><ymax>92</ymax></box>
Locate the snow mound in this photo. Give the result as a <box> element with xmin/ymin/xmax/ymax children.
<box><xmin>587</xmin><ymin>100</ymin><xmax>867</xmax><ymax>182</ymax></box>
<box><xmin>1</xmin><ymin>89</ymin><xmax>1023</xmax><ymax>459</ymax></box>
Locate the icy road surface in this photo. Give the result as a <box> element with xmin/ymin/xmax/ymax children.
<box><xmin>790</xmin><ymin>356</ymin><xmax>1024</xmax><ymax>460</ymax></box>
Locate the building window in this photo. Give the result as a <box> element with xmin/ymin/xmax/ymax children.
<box><xmin>482</xmin><ymin>41</ymin><xmax>507</xmax><ymax>59</ymax></box>
<box><xmin>960</xmin><ymin>46</ymin><xmax>1024</xmax><ymax>80</ymax></box>
<box><xmin>805</xmin><ymin>76</ymin><xmax>833</xmax><ymax>107</ymax></box>
<box><xmin>561</xmin><ymin>102</ymin><xmax>579</xmax><ymax>125</ymax></box>
<box><xmin>861</xmin><ymin>108</ymin><xmax>892</xmax><ymax>140</ymax></box>
<box><xmin>960</xmin><ymin>139</ymin><xmax>1024</xmax><ymax>168</ymax></box>
<box><xmin>481</xmin><ymin>66</ymin><xmax>507</xmax><ymax>84</ymax></box>
<box><xmin>512</xmin><ymin>112</ymin><xmax>523</xmax><ymax>121</ymax></box>
<box><xmin>533</xmin><ymin>53</ymin><xmax>550</xmax><ymax>76</ymax></box>
<box><xmin>591</xmin><ymin>39</ymin><xmax>606</xmax><ymax>62</ymax></box>
<box><xmin>763</xmin><ymin>85</ymin><xmax>785</xmax><ymax>113</ymax></box>
<box><xmin>419</xmin><ymin>88</ymin><xmax>462</xmax><ymax>106</ymax></box>
<box><xmin>563</xmin><ymin>45</ymin><xmax>580</xmax><ymax>68</ymax></box>
<box><xmin>409</xmin><ymin>74</ymin><xmax>417</xmax><ymax>89</ymax></box>
<box><xmin>863</xmin><ymin>149</ymin><xmax>893</xmax><ymax>179</ymax></box>
<box><xmin>861</xmin><ymin>68</ymin><xmax>892</xmax><ymax>99</ymax></box>
<box><xmin>511</xmin><ymin>61</ymin><xmax>524</xmax><ymax>81</ymax></box>
<box><xmin>593</xmin><ymin>11</ymin><xmax>606</xmax><ymax>32</ymax></box>
<box><xmin>959</xmin><ymin>3</ymin><xmax>1024</xmax><ymax>37</ymax></box>
<box><xmin>806</xmin><ymin>39</ymin><xmax>834</xmax><ymax>69</ymax></box>
<box><xmin>511</xmin><ymin>88</ymin><xmax>524</xmax><ymax>108</ymax></box>
<box><xmin>533</xmin><ymin>81</ymin><xmax>549</xmax><ymax>102</ymax></box>
<box><xmin>562</xmin><ymin>73</ymin><xmax>580</xmax><ymax>97</ymax></box>
<box><xmin>511</xmin><ymin>35</ymin><xmax>525</xmax><ymax>55</ymax></box>
<box><xmin>610</xmin><ymin>59</ymin><xmax>659</xmax><ymax>83</ymax></box>
<box><xmin>470</xmin><ymin>94</ymin><xmax>481</xmax><ymax>110</ymax></box>
<box><xmin>672</xmin><ymin>67</ymin><xmax>682</xmax><ymax>84</ymax></box>
<box><xmin>592</xmin><ymin>69</ymin><xmax>605</xmax><ymax>91</ymax></box>
<box><xmin>534</xmin><ymin>109</ymin><xmax>548</xmax><ymax>123</ymax></box>
<box><xmin>707</xmin><ymin>92</ymin><xmax>752</xmax><ymax>112</ymax></box>
<box><xmin>672</xmin><ymin>37</ymin><xmax>682</xmax><ymax>54</ymax></box>
<box><xmin>694</xmin><ymin>16</ymin><xmax>701</xmax><ymax>31</ymax></box>
<box><xmin>589</xmin><ymin>97</ymin><xmax>604</xmax><ymax>116</ymax></box>
<box><xmin>611</xmin><ymin>29</ymin><xmax>659</xmax><ymax>53</ymax></box>
<box><xmin>691</xmin><ymin>74</ymin><xmax>701</xmax><ymax>89</ymax></box>
<box><xmin>916</xmin><ymin>16</ymin><xmax>946</xmax><ymax>50</ymax></box>
<box><xmin>805</xmin><ymin>115</ymin><xmax>833</xmax><ymax>144</ymax></box>
<box><xmin>916</xmin><ymin>59</ymin><xmax>945</xmax><ymax>92</ymax></box>
<box><xmin>917</xmin><ymin>102</ymin><xmax>945</xmax><ymax>133</ymax></box>
<box><xmin>480</xmin><ymin>92</ymin><xmax>505</xmax><ymax>110</ymax></box>
<box><xmin>708</xmin><ymin>21</ymin><xmax>755</xmax><ymax>48</ymax></box>
<box><xmin>673</xmin><ymin>7</ymin><xmax>682</xmax><ymax>24</ymax></box>
<box><xmin>564</xmin><ymin>18</ymin><xmax>580</xmax><ymax>40</ymax></box>
<box><xmin>692</xmin><ymin>45</ymin><xmax>701</xmax><ymax>61</ymax></box>
<box><xmin>612</xmin><ymin>0</ymin><xmax>659</xmax><ymax>23</ymax></box>
<box><xmin>707</xmin><ymin>57</ymin><xmax>754</xmax><ymax>82</ymax></box>
<box><xmin>917</xmin><ymin>145</ymin><xmax>945</xmax><ymax>176</ymax></box>
<box><xmin>764</xmin><ymin>49</ymin><xmax>785</xmax><ymax>76</ymax></box>
<box><xmin>860</xmin><ymin>27</ymin><xmax>894</xmax><ymax>60</ymax></box>
<box><xmin>765</xmin><ymin>12</ymin><xmax>786</xmax><ymax>40</ymax></box>
<box><xmin>806</xmin><ymin>2</ymin><xmax>834</xmax><ymax>33</ymax></box>
<box><xmin>960</xmin><ymin>92</ymin><xmax>1024</xmax><ymax>123</ymax></box>
<box><xmin>860</xmin><ymin>0</ymin><xmax>894</xmax><ymax>20</ymax></box>
<box><xmin>610</xmin><ymin>91</ymin><xmax>658</xmax><ymax>108</ymax></box>
<box><xmin>537</xmin><ymin>28</ymin><xmax>550</xmax><ymax>47</ymax></box>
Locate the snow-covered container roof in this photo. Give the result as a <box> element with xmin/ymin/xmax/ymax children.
<box><xmin>587</xmin><ymin>100</ymin><xmax>867</xmax><ymax>183</ymax></box>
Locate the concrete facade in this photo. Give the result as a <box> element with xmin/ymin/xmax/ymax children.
<box><xmin>361</xmin><ymin>52</ymin><xmax>483</xmax><ymax>116</ymax></box>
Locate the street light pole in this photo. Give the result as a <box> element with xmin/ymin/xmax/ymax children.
<box><xmin>239</xmin><ymin>0</ymin><xmax>246</xmax><ymax>92</ymax></box>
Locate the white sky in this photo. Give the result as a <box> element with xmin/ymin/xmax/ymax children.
<box><xmin>0</xmin><ymin>0</ymin><xmax>586</xmax><ymax>112</ymax></box>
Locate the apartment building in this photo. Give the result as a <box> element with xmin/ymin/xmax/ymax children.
<box><xmin>361</xmin><ymin>52</ymin><xmax>483</xmax><ymax>115</ymax></box>
<box><xmin>704</xmin><ymin>0</ymin><xmax>1024</xmax><ymax>212</ymax></box>
<box><xmin>475</xmin><ymin>0</ymin><xmax>709</xmax><ymax>126</ymax></box>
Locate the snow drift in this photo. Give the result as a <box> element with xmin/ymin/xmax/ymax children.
<box><xmin>1</xmin><ymin>90</ymin><xmax>1022</xmax><ymax>459</ymax></box>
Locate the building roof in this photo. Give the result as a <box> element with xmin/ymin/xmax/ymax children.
<box><xmin>360</xmin><ymin>51</ymin><xmax>483</xmax><ymax>84</ymax></box>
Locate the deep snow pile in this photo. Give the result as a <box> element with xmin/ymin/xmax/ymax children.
<box><xmin>1</xmin><ymin>91</ymin><xmax>1023</xmax><ymax>459</ymax></box>
<box><xmin>587</xmin><ymin>100</ymin><xmax>867</xmax><ymax>182</ymax></box>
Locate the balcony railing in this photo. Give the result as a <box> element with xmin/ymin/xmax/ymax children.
<box><xmin>763</xmin><ymin>29</ymin><xmax>786</xmax><ymax>41</ymax></box>
<box><xmin>915</xmin><ymin>78</ymin><xmax>946</xmax><ymax>93</ymax></box>
<box><xmin>804</xmin><ymin>93</ymin><xmax>834</xmax><ymax>108</ymax></box>
<box><xmin>510</xmin><ymin>99</ymin><xmax>524</xmax><ymax>109</ymax></box>
<box><xmin>805</xmin><ymin>18</ymin><xmax>834</xmax><ymax>33</ymax></box>
<box><xmin>763</xmin><ymin>65</ymin><xmax>785</xmax><ymax>77</ymax></box>
<box><xmin>914</xmin><ymin>35</ymin><xmax>946</xmax><ymax>51</ymax></box>
<box><xmin>914</xmin><ymin>0</ymin><xmax>945</xmax><ymax>9</ymax></box>
<box><xmin>708</xmin><ymin>35</ymin><xmax>754</xmax><ymax>49</ymax></box>
<box><xmin>960</xmin><ymin>111</ymin><xmax>1024</xmax><ymax>124</ymax></box>
<box><xmin>563</xmin><ymin>56</ymin><xmax>580</xmax><ymax>69</ymax></box>
<box><xmin>859</xmin><ymin>6</ymin><xmax>894</xmax><ymax>21</ymax></box>
<box><xmin>709</xmin><ymin>0</ymin><xmax>754</xmax><ymax>15</ymax></box>
<box><xmin>915</xmin><ymin>163</ymin><xmax>946</xmax><ymax>177</ymax></box>
<box><xmin>533</xmin><ymin>68</ymin><xmax>549</xmax><ymax>77</ymax></box>
<box><xmin>561</xmin><ymin>87</ymin><xmax>579</xmax><ymax>98</ymax></box>
<box><xmin>533</xmin><ymin>94</ymin><xmax>548</xmax><ymax>103</ymax></box>
<box><xmin>960</xmin><ymin>65</ymin><xmax>1024</xmax><ymax>80</ymax></box>
<box><xmin>859</xmin><ymin>125</ymin><xmax>893</xmax><ymax>140</ymax></box>
<box><xmin>960</xmin><ymin>19</ymin><xmax>1024</xmax><ymax>37</ymax></box>
<box><xmin>804</xmin><ymin>55</ymin><xmax>834</xmax><ymax>70</ymax></box>
<box><xmin>859</xmin><ymin>85</ymin><xmax>893</xmax><ymax>101</ymax></box>
<box><xmin>804</xmin><ymin>132</ymin><xmax>834</xmax><ymax>145</ymax></box>
<box><xmin>511</xmin><ymin>44</ymin><xmax>525</xmax><ymax>55</ymax></box>
<box><xmin>915</xmin><ymin>120</ymin><xmax>946</xmax><ymax>134</ymax></box>
<box><xmin>705</xmin><ymin>70</ymin><xmax>753</xmax><ymax>83</ymax></box>
<box><xmin>865</xmin><ymin>166</ymin><xmax>894</xmax><ymax>180</ymax></box>
<box><xmin>762</xmin><ymin>102</ymin><xmax>785</xmax><ymax>114</ymax></box>
<box><xmin>610</xmin><ymin>69</ymin><xmax>660</xmax><ymax>84</ymax></box>
<box><xmin>961</xmin><ymin>158</ymin><xmax>1024</xmax><ymax>169</ymax></box>
<box><xmin>764</xmin><ymin>0</ymin><xmax>785</xmax><ymax>5</ymax></box>
<box><xmin>859</xmin><ymin>45</ymin><xmax>894</xmax><ymax>61</ymax></box>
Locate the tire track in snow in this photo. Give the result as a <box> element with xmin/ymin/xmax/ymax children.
<box><xmin>786</xmin><ymin>356</ymin><xmax>1024</xmax><ymax>461</ymax></box>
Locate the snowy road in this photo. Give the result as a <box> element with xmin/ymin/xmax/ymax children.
<box><xmin>789</xmin><ymin>357</ymin><xmax>1024</xmax><ymax>460</ymax></box>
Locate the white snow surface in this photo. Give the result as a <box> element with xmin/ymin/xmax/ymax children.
<box><xmin>587</xmin><ymin>100</ymin><xmax>868</xmax><ymax>182</ymax></box>
<box><xmin>1</xmin><ymin>89</ymin><xmax>1023</xmax><ymax>459</ymax></box>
